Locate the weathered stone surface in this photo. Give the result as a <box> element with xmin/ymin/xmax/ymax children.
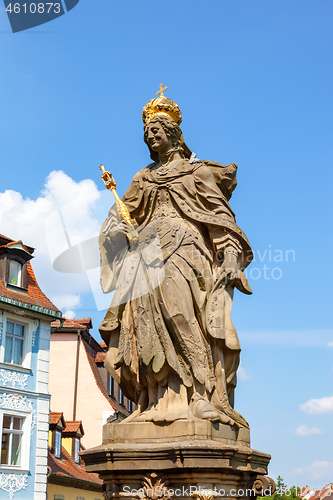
<box><xmin>86</xmin><ymin>89</ymin><xmax>275</xmax><ymax>497</ymax></box>
<box><xmin>99</xmin><ymin>90</ymin><xmax>253</xmax><ymax>428</ymax></box>
<box><xmin>102</xmin><ymin>420</ymin><xmax>250</xmax><ymax>448</ymax></box>
<box><xmin>81</xmin><ymin>421</ymin><xmax>273</xmax><ymax>499</ymax></box>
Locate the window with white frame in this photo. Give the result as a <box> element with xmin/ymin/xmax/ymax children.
<box><xmin>1</xmin><ymin>314</ymin><xmax>33</xmax><ymax>369</ymax></box>
<box><xmin>4</xmin><ymin>321</ymin><xmax>25</xmax><ymax>366</ymax></box>
<box><xmin>0</xmin><ymin>414</ymin><xmax>24</xmax><ymax>466</ymax></box>
<box><xmin>54</xmin><ymin>430</ymin><xmax>61</xmax><ymax>458</ymax></box>
<box><xmin>8</xmin><ymin>260</ymin><xmax>22</xmax><ymax>287</ymax></box>
<box><xmin>74</xmin><ymin>437</ymin><xmax>80</xmax><ymax>463</ymax></box>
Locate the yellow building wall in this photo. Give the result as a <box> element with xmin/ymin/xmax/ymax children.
<box><xmin>62</xmin><ymin>436</ymin><xmax>72</xmax><ymax>456</ymax></box>
<box><xmin>48</xmin><ymin>483</ymin><xmax>103</xmax><ymax>500</ymax></box>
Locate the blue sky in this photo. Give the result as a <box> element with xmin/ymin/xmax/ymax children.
<box><xmin>0</xmin><ymin>0</ymin><xmax>333</xmax><ymax>489</ymax></box>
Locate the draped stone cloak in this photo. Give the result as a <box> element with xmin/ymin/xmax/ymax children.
<box><xmin>99</xmin><ymin>159</ymin><xmax>252</xmax><ymax>407</ymax></box>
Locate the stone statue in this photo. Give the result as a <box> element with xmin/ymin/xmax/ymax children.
<box><xmin>99</xmin><ymin>87</ymin><xmax>253</xmax><ymax>428</ymax></box>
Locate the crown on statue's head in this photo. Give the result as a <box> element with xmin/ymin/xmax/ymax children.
<box><xmin>142</xmin><ymin>84</ymin><xmax>182</xmax><ymax>126</ymax></box>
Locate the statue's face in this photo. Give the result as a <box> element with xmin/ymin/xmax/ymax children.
<box><xmin>145</xmin><ymin>121</ymin><xmax>173</xmax><ymax>154</ymax></box>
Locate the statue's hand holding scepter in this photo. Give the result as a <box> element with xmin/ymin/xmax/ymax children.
<box><xmin>99</xmin><ymin>165</ymin><xmax>139</xmax><ymax>245</ymax></box>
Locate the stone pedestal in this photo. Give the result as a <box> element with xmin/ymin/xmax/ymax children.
<box><xmin>81</xmin><ymin>420</ymin><xmax>274</xmax><ymax>500</ymax></box>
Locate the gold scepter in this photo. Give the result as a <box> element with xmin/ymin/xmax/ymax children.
<box><xmin>99</xmin><ymin>165</ymin><xmax>139</xmax><ymax>244</ymax></box>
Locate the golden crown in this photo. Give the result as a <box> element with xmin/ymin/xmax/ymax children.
<box><xmin>142</xmin><ymin>84</ymin><xmax>182</xmax><ymax>125</ymax></box>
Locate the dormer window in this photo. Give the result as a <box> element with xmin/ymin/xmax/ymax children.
<box><xmin>61</xmin><ymin>420</ymin><xmax>84</xmax><ymax>463</ymax></box>
<box><xmin>74</xmin><ymin>437</ymin><xmax>80</xmax><ymax>463</ymax></box>
<box><xmin>8</xmin><ymin>260</ymin><xmax>22</xmax><ymax>287</ymax></box>
<box><xmin>49</xmin><ymin>412</ymin><xmax>66</xmax><ymax>460</ymax></box>
<box><xmin>0</xmin><ymin>238</ymin><xmax>34</xmax><ymax>291</ymax></box>
<box><xmin>54</xmin><ymin>431</ymin><xmax>62</xmax><ymax>458</ymax></box>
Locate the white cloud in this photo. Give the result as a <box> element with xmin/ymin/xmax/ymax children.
<box><xmin>292</xmin><ymin>460</ymin><xmax>333</xmax><ymax>479</ymax></box>
<box><xmin>0</xmin><ymin>171</ymin><xmax>110</xmax><ymax>314</ymax></box>
<box><xmin>300</xmin><ymin>396</ymin><xmax>333</xmax><ymax>415</ymax></box>
<box><xmin>63</xmin><ymin>310</ymin><xmax>76</xmax><ymax>319</ymax></box>
<box><xmin>328</xmin><ymin>341</ymin><xmax>333</xmax><ymax>347</ymax></box>
<box><xmin>295</xmin><ymin>424</ymin><xmax>323</xmax><ymax>436</ymax></box>
<box><xmin>238</xmin><ymin>364</ymin><xmax>253</xmax><ymax>381</ymax></box>
<box><xmin>50</xmin><ymin>294</ymin><xmax>81</xmax><ymax>312</ymax></box>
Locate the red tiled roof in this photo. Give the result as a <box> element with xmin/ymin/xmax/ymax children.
<box><xmin>308</xmin><ymin>491</ymin><xmax>321</xmax><ymax>500</ymax></box>
<box><xmin>76</xmin><ymin>317</ymin><xmax>93</xmax><ymax>329</ymax></box>
<box><xmin>95</xmin><ymin>352</ymin><xmax>106</xmax><ymax>363</ymax></box>
<box><xmin>50</xmin><ymin>412</ymin><xmax>64</xmax><ymax>426</ymax></box>
<box><xmin>48</xmin><ymin>446</ymin><xmax>102</xmax><ymax>488</ymax></box>
<box><xmin>320</xmin><ymin>485</ymin><xmax>333</xmax><ymax>500</ymax></box>
<box><xmin>63</xmin><ymin>420</ymin><xmax>84</xmax><ymax>435</ymax></box>
<box><xmin>51</xmin><ymin>317</ymin><xmax>92</xmax><ymax>330</ymax></box>
<box><xmin>99</xmin><ymin>341</ymin><xmax>108</xmax><ymax>349</ymax></box>
<box><xmin>51</xmin><ymin>318</ymin><xmax>86</xmax><ymax>329</ymax></box>
<box><xmin>0</xmin><ymin>260</ymin><xmax>60</xmax><ymax>314</ymax></box>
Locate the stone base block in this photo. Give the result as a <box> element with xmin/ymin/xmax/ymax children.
<box><xmin>81</xmin><ymin>421</ymin><xmax>274</xmax><ymax>500</ymax></box>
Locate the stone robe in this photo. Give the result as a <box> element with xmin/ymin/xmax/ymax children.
<box><xmin>99</xmin><ymin>159</ymin><xmax>252</xmax><ymax>426</ymax></box>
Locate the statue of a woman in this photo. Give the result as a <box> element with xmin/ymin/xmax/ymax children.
<box><xmin>99</xmin><ymin>90</ymin><xmax>253</xmax><ymax>428</ymax></box>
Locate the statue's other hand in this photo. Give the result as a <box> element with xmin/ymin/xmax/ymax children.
<box><xmin>219</xmin><ymin>266</ymin><xmax>252</xmax><ymax>295</ymax></box>
<box><xmin>218</xmin><ymin>250</ymin><xmax>252</xmax><ymax>294</ymax></box>
<box><xmin>219</xmin><ymin>250</ymin><xmax>239</xmax><ymax>284</ymax></box>
<box><xmin>219</xmin><ymin>266</ymin><xmax>238</xmax><ymax>284</ymax></box>
<box><xmin>110</xmin><ymin>221</ymin><xmax>133</xmax><ymax>242</ymax></box>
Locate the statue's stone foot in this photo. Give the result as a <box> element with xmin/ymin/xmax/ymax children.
<box><xmin>130</xmin><ymin>404</ymin><xmax>158</xmax><ymax>422</ymax></box>
<box><xmin>151</xmin><ymin>406</ymin><xmax>191</xmax><ymax>423</ymax></box>
<box><xmin>130</xmin><ymin>404</ymin><xmax>191</xmax><ymax>423</ymax></box>
<box><xmin>190</xmin><ymin>395</ymin><xmax>235</xmax><ymax>426</ymax></box>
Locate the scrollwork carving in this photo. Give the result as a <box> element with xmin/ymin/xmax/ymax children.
<box><xmin>251</xmin><ymin>475</ymin><xmax>276</xmax><ymax>496</ymax></box>
<box><xmin>0</xmin><ymin>393</ymin><xmax>33</xmax><ymax>412</ymax></box>
<box><xmin>30</xmin><ymin>409</ymin><xmax>37</xmax><ymax>434</ymax></box>
<box><xmin>0</xmin><ymin>473</ymin><xmax>28</xmax><ymax>499</ymax></box>
<box><xmin>32</xmin><ymin>319</ymin><xmax>39</xmax><ymax>347</ymax></box>
<box><xmin>0</xmin><ymin>370</ymin><xmax>29</xmax><ymax>390</ymax></box>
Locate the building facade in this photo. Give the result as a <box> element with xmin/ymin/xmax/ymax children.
<box><xmin>0</xmin><ymin>234</ymin><xmax>61</xmax><ymax>499</ymax></box>
<box><xmin>49</xmin><ymin>319</ymin><xmax>134</xmax><ymax>449</ymax></box>
<box><xmin>47</xmin><ymin>412</ymin><xmax>103</xmax><ymax>500</ymax></box>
